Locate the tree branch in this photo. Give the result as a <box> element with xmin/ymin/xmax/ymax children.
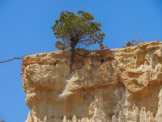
<box><xmin>0</xmin><ymin>56</ymin><xmax>25</xmax><ymax>63</ymax></box>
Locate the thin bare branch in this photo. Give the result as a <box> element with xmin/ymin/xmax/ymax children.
<box><xmin>0</xmin><ymin>56</ymin><xmax>25</xmax><ymax>63</ymax></box>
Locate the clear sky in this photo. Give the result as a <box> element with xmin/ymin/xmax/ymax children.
<box><xmin>0</xmin><ymin>0</ymin><xmax>162</xmax><ymax>121</ymax></box>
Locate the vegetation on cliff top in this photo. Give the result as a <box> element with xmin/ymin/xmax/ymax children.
<box><xmin>51</xmin><ymin>10</ymin><xmax>105</xmax><ymax>71</ymax></box>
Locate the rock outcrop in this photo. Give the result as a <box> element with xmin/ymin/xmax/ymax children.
<box><xmin>22</xmin><ymin>41</ymin><xmax>162</xmax><ymax>122</ymax></box>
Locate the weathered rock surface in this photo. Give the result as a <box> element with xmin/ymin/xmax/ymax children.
<box><xmin>22</xmin><ymin>41</ymin><xmax>162</xmax><ymax>122</ymax></box>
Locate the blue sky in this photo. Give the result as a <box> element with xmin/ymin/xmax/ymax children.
<box><xmin>0</xmin><ymin>0</ymin><xmax>162</xmax><ymax>121</ymax></box>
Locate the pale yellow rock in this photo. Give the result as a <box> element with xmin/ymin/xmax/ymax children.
<box><xmin>155</xmin><ymin>89</ymin><xmax>162</xmax><ymax>122</ymax></box>
<box><xmin>22</xmin><ymin>41</ymin><xmax>162</xmax><ymax>122</ymax></box>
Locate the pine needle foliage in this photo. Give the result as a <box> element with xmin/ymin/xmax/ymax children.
<box><xmin>52</xmin><ymin>10</ymin><xmax>105</xmax><ymax>50</ymax></box>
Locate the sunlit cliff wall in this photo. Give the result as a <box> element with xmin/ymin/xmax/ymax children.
<box><xmin>21</xmin><ymin>41</ymin><xmax>162</xmax><ymax>122</ymax></box>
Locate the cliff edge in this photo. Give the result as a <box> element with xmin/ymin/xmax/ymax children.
<box><xmin>22</xmin><ymin>41</ymin><xmax>162</xmax><ymax>122</ymax></box>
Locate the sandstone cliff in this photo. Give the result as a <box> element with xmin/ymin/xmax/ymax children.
<box><xmin>22</xmin><ymin>41</ymin><xmax>162</xmax><ymax>122</ymax></box>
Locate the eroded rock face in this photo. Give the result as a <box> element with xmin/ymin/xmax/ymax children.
<box><xmin>22</xmin><ymin>41</ymin><xmax>162</xmax><ymax>122</ymax></box>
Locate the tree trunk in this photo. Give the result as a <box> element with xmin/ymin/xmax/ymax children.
<box><xmin>70</xmin><ymin>43</ymin><xmax>76</xmax><ymax>72</ymax></box>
